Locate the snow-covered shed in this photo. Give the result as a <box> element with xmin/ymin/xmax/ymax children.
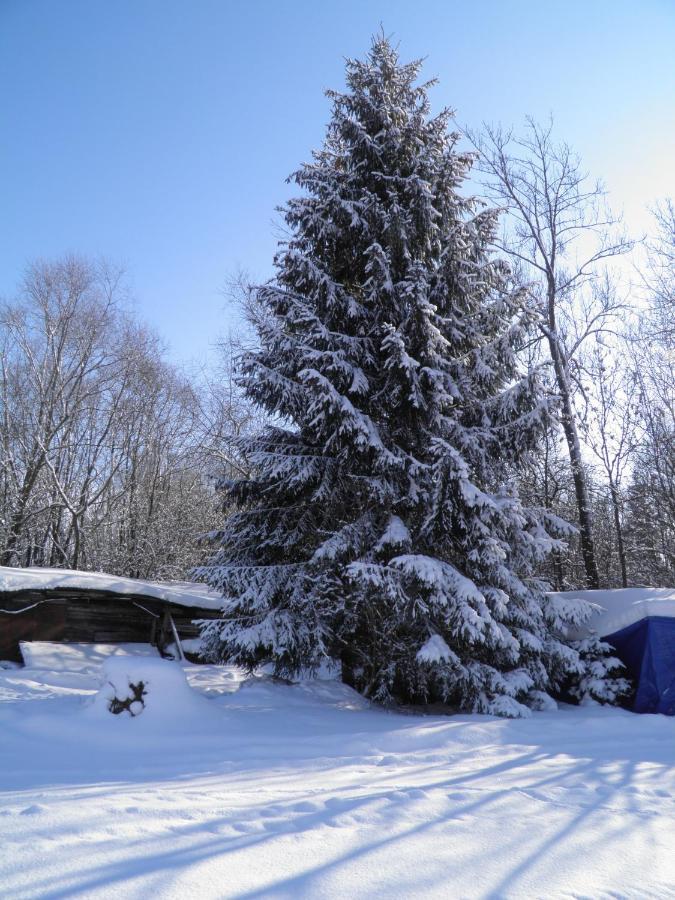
<box><xmin>550</xmin><ymin>587</ymin><xmax>675</xmax><ymax>715</ymax></box>
<box><xmin>0</xmin><ymin>566</ymin><xmax>223</xmax><ymax>664</ymax></box>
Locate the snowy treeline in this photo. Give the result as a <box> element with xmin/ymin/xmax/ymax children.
<box><xmin>513</xmin><ymin>200</ymin><xmax>675</xmax><ymax>590</ymax></box>
<box><xmin>197</xmin><ymin>38</ymin><xmax>631</xmax><ymax>714</ymax></box>
<box><xmin>451</xmin><ymin>120</ymin><xmax>673</xmax><ymax>592</ymax></box>
<box><xmin>0</xmin><ymin>257</ymin><xmax>252</xmax><ymax>578</ymax></box>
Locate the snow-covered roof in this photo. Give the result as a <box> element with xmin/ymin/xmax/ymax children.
<box><xmin>0</xmin><ymin>566</ymin><xmax>223</xmax><ymax>611</ymax></box>
<box><xmin>549</xmin><ymin>587</ymin><xmax>675</xmax><ymax>638</ymax></box>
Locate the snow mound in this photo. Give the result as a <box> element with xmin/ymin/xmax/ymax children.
<box><xmin>91</xmin><ymin>657</ymin><xmax>211</xmax><ymax>720</ymax></box>
<box><xmin>550</xmin><ymin>587</ymin><xmax>675</xmax><ymax>638</ymax></box>
<box><xmin>223</xmin><ymin>674</ymin><xmax>370</xmax><ymax>712</ymax></box>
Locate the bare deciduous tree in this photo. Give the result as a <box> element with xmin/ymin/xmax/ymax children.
<box><xmin>577</xmin><ymin>337</ymin><xmax>639</xmax><ymax>587</ymax></box>
<box><xmin>0</xmin><ymin>256</ymin><xmax>253</xmax><ymax>578</ymax></box>
<box><xmin>468</xmin><ymin>118</ymin><xmax>633</xmax><ymax>587</ymax></box>
<box><xmin>623</xmin><ymin>202</ymin><xmax>675</xmax><ymax>585</ymax></box>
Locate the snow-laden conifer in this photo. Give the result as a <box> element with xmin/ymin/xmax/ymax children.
<box><xmin>198</xmin><ymin>37</ymin><xmax>628</xmax><ymax>715</ymax></box>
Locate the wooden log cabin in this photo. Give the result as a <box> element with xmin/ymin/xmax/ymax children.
<box><xmin>0</xmin><ymin>567</ymin><xmax>223</xmax><ymax>664</ymax></box>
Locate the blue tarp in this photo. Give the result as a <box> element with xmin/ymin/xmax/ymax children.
<box><xmin>604</xmin><ymin>616</ymin><xmax>675</xmax><ymax>715</ymax></box>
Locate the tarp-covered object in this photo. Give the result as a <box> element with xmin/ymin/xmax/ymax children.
<box><xmin>604</xmin><ymin>617</ymin><xmax>675</xmax><ymax>715</ymax></box>
<box><xmin>549</xmin><ymin>588</ymin><xmax>675</xmax><ymax>715</ymax></box>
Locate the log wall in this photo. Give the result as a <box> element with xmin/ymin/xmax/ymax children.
<box><xmin>0</xmin><ymin>589</ymin><xmax>221</xmax><ymax>662</ymax></box>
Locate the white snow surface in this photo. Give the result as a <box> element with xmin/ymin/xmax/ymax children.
<box><xmin>19</xmin><ymin>641</ymin><xmax>160</xmax><ymax>673</ymax></box>
<box><xmin>550</xmin><ymin>586</ymin><xmax>675</xmax><ymax>638</ymax></box>
<box><xmin>0</xmin><ymin>565</ymin><xmax>223</xmax><ymax>610</ymax></box>
<box><xmin>1</xmin><ymin>648</ymin><xmax>674</xmax><ymax>898</ymax></box>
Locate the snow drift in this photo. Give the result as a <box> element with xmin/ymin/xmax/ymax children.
<box><xmin>90</xmin><ymin>656</ymin><xmax>212</xmax><ymax>721</ymax></box>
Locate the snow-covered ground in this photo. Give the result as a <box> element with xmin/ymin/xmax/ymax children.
<box><xmin>1</xmin><ymin>645</ymin><xmax>674</xmax><ymax>899</ymax></box>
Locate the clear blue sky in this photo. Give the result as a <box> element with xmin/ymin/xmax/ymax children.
<box><xmin>2</xmin><ymin>0</ymin><xmax>674</xmax><ymax>365</ymax></box>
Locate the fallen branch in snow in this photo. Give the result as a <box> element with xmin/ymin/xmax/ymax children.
<box><xmin>107</xmin><ymin>679</ymin><xmax>147</xmax><ymax>717</ymax></box>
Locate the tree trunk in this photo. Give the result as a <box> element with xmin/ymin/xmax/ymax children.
<box><xmin>547</xmin><ymin>323</ymin><xmax>600</xmax><ymax>589</ymax></box>
<box><xmin>609</xmin><ymin>481</ymin><xmax>628</xmax><ymax>588</ymax></box>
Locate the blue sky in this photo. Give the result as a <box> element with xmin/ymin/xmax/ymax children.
<box><xmin>2</xmin><ymin>0</ymin><xmax>674</xmax><ymax>365</ymax></box>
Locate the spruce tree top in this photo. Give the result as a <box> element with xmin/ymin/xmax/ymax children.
<box><xmin>249</xmin><ymin>37</ymin><xmax>538</xmax><ymax>474</ymax></box>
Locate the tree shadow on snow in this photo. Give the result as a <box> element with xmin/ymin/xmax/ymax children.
<box><xmin>17</xmin><ymin>739</ymin><xmax>671</xmax><ymax>900</ymax></box>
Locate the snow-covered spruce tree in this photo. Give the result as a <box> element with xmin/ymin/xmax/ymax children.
<box><xmin>198</xmin><ymin>38</ymin><xmax>628</xmax><ymax>716</ymax></box>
